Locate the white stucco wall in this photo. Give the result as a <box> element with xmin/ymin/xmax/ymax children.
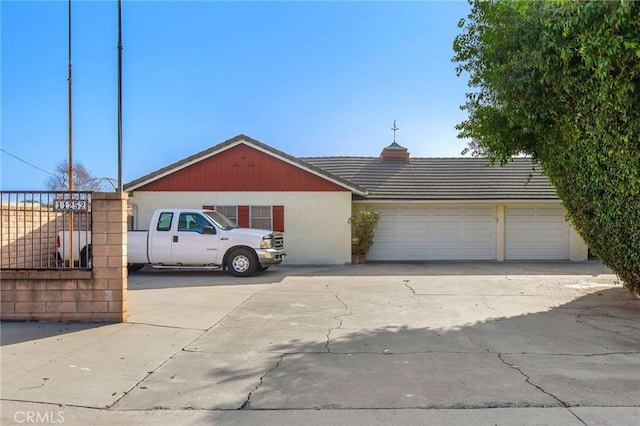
<box><xmin>129</xmin><ymin>191</ymin><xmax>353</xmax><ymax>265</ymax></box>
<box><xmin>569</xmin><ymin>226</ymin><xmax>589</xmax><ymax>261</ymax></box>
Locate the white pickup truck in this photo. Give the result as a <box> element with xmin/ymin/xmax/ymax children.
<box><xmin>57</xmin><ymin>208</ymin><xmax>286</xmax><ymax>277</ymax></box>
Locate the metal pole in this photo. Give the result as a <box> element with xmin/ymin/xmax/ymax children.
<box><xmin>117</xmin><ymin>0</ymin><xmax>123</xmax><ymax>192</ymax></box>
<box><xmin>67</xmin><ymin>0</ymin><xmax>74</xmax><ymax>266</ymax></box>
<box><xmin>68</xmin><ymin>0</ymin><xmax>73</xmax><ymax>194</ymax></box>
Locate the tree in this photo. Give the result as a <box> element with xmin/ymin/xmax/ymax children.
<box><xmin>45</xmin><ymin>160</ymin><xmax>115</xmax><ymax>191</ymax></box>
<box><xmin>453</xmin><ymin>1</ymin><xmax>640</xmax><ymax>293</ymax></box>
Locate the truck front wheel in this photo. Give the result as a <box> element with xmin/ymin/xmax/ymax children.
<box><xmin>227</xmin><ymin>248</ymin><xmax>258</xmax><ymax>277</ymax></box>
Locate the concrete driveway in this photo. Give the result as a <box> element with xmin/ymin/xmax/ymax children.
<box><xmin>1</xmin><ymin>261</ymin><xmax>639</xmax><ymax>425</ymax></box>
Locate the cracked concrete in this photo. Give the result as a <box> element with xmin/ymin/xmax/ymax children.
<box><xmin>2</xmin><ymin>262</ymin><xmax>639</xmax><ymax>425</ymax></box>
<box><xmin>325</xmin><ymin>293</ymin><xmax>352</xmax><ymax>353</ymax></box>
<box><xmin>497</xmin><ymin>353</ymin><xmax>570</xmax><ymax>408</ymax></box>
<box><xmin>240</xmin><ymin>353</ymin><xmax>287</xmax><ymax>410</ymax></box>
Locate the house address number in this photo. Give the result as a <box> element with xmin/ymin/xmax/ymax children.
<box><xmin>54</xmin><ymin>200</ymin><xmax>88</xmax><ymax>211</ymax></box>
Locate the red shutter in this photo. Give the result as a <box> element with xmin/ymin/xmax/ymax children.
<box><xmin>272</xmin><ymin>205</ymin><xmax>285</xmax><ymax>232</ymax></box>
<box><xmin>202</xmin><ymin>205</ymin><xmax>215</xmax><ymax>210</ymax></box>
<box><xmin>238</xmin><ymin>205</ymin><xmax>250</xmax><ymax>228</ymax></box>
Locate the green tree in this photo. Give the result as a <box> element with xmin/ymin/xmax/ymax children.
<box><xmin>453</xmin><ymin>1</ymin><xmax>640</xmax><ymax>293</ymax></box>
<box><xmin>45</xmin><ymin>160</ymin><xmax>115</xmax><ymax>191</ymax></box>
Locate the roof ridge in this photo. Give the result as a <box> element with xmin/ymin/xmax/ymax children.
<box><xmin>302</xmin><ymin>156</ymin><xmax>535</xmax><ymax>160</ymax></box>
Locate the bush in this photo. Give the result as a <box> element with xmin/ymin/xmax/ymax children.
<box><xmin>349</xmin><ymin>209</ymin><xmax>381</xmax><ymax>256</ymax></box>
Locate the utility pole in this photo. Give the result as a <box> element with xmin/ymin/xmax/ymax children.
<box><xmin>117</xmin><ymin>0</ymin><xmax>123</xmax><ymax>192</ymax></box>
<box><xmin>67</xmin><ymin>0</ymin><xmax>74</xmax><ymax>266</ymax></box>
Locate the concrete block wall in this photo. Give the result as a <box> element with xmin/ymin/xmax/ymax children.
<box><xmin>0</xmin><ymin>192</ymin><xmax>128</xmax><ymax>322</ymax></box>
<box><xmin>1</xmin><ymin>206</ymin><xmax>91</xmax><ymax>269</ymax></box>
<box><xmin>1</xmin><ymin>207</ymin><xmax>63</xmax><ymax>269</ymax></box>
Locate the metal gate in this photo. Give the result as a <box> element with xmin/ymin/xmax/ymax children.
<box><xmin>0</xmin><ymin>191</ymin><xmax>92</xmax><ymax>270</ymax></box>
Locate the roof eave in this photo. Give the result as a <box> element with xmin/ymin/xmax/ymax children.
<box><xmin>353</xmin><ymin>197</ymin><xmax>561</xmax><ymax>203</ymax></box>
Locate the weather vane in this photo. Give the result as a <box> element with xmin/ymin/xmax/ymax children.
<box><xmin>391</xmin><ymin>120</ymin><xmax>399</xmax><ymax>143</ymax></box>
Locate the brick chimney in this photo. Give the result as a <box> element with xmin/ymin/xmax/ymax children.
<box><xmin>380</xmin><ymin>141</ymin><xmax>410</xmax><ymax>163</ymax></box>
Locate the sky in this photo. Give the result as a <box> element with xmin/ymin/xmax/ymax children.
<box><xmin>1</xmin><ymin>0</ymin><xmax>473</xmax><ymax>191</ymax></box>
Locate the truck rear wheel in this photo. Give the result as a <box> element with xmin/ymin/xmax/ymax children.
<box><xmin>128</xmin><ymin>263</ymin><xmax>145</xmax><ymax>273</ymax></box>
<box><xmin>80</xmin><ymin>245</ymin><xmax>92</xmax><ymax>268</ymax></box>
<box><xmin>227</xmin><ymin>248</ymin><xmax>258</xmax><ymax>277</ymax></box>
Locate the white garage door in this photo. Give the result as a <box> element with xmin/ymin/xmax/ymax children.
<box><xmin>369</xmin><ymin>206</ymin><xmax>497</xmax><ymax>261</ymax></box>
<box><xmin>505</xmin><ymin>206</ymin><xmax>570</xmax><ymax>260</ymax></box>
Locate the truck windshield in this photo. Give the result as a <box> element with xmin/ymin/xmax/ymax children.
<box><xmin>204</xmin><ymin>211</ymin><xmax>237</xmax><ymax>230</ymax></box>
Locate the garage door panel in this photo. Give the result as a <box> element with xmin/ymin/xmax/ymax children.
<box><xmin>465</xmin><ymin>247</ymin><xmax>499</xmax><ymax>259</ymax></box>
<box><xmin>400</xmin><ymin>224</ymin><xmax>429</xmax><ymax>233</ymax></box>
<box><xmin>400</xmin><ymin>222</ymin><xmax>429</xmax><ymax>232</ymax></box>
<box><xmin>538</xmin><ymin>207</ymin><xmax>565</xmax><ymax>216</ymax></box>
<box><xmin>434</xmin><ymin>221</ymin><xmax>462</xmax><ymax>232</ymax></box>
<box><xmin>398</xmin><ymin>241</ymin><xmax>430</xmax><ymax>251</ymax></box>
<box><xmin>465</xmin><ymin>234</ymin><xmax>496</xmax><ymax>246</ymax></box>
<box><xmin>538</xmin><ymin>247</ymin><xmax>568</xmax><ymax>257</ymax></box>
<box><xmin>397</xmin><ymin>236</ymin><xmax>429</xmax><ymax>247</ymax></box>
<box><xmin>537</xmin><ymin>221</ymin><xmax>567</xmax><ymax>230</ymax></box>
<box><xmin>433</xmin><ymin>208</ymin><xmax>461</xmax><ymax>216</ymax></box>
<box><xmin>464</xmin><ymin>207</ymin><xmax>495</xmax><ymax>216</ymax></box>
<box><xmin>433</xmin><ymin>248</ymin><xmax>462</xmax><ymax>258</ymax></box>
<box><xmin>432</xmin><ymin>232</ymin><xmax>460</xmax><ymax>244</ymax></box>
<box><xmin>464</xmin><ymin>221</ymin><xmax>495</xmax><ymax>232</ymax></box>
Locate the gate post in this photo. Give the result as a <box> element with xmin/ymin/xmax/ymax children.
<box><xmin>91</xmin><ymin>192</ymin><xmax>128</xmax><ymax>322</ymax></box>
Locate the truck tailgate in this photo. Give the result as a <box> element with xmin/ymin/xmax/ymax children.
<box><xmin>127</xmin><ymin>230</ymin><xmax>150</xmax><ymax>264</ymax></box>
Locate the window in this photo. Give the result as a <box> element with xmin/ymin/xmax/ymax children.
<box><xmin>157</xmin><ymin>212</ymin><xmax>173</xmax><ymax>231</ymax></box>
<box><xmin>216</xmin><ymin>206</ymin><xmax>238</xmax><ymax>225</ymax></box>
<box><xmin>208</xmin><ymin>204</ymin><xmax>284</xmax><ymax>231</ymax></box>
<box><xmin>177</xmin><ymin>213</ymin><xmax>209</xmax><ymax>233</ymax></box>
<box><xmin>251</xmin><ymin>206</ymin><xmax>272</xmax><ymax>230</ymax></box>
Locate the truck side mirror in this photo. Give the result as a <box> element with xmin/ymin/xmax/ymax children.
<box><xmin>202</xmin><ymin>226</ymin><xmax>215</xmax><ymax>235</ymax></box>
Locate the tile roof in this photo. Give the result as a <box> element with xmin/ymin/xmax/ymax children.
<box><xmin>302</xmin><ymin>156</ymin><xmax>559</xmax><ymax>201</ymax></box>
<box><xmin>123</xmin><ymin>133</ymin><xmax>558</xmax><ymax>201</ymax></box>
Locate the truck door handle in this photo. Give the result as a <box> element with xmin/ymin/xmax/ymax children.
<box><xmin>173</xmin><ymin>236</ymin><xmax>178</xmax><ymax>243</ymax></box>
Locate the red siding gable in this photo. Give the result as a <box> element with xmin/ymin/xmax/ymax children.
<box><xmin>136</xmin><ymin>144</ymin><xmax>346</xmax><ymax>192</ymax></box>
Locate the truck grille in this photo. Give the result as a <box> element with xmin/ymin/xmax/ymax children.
<box><xmin>273</xmin><ymin>233</ymin><xmax>284</xmax><ymax>250</ymax></box>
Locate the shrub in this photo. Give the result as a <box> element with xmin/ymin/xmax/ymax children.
<box><xmin>349</xmin><ymin>209</ymin><xmax>381</xmax><ymax>256</ymax></box>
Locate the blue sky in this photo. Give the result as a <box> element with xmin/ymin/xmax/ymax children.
<box><xmin>1</xmin><ymin>1</ymin><xmax>472</xmax><ymax>190</ymax></box>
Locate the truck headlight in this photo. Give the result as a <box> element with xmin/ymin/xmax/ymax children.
<box><xmin>260</xmin><ymin>235</ymin><xmax>273</xmax><ymax>249</ymax></box>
